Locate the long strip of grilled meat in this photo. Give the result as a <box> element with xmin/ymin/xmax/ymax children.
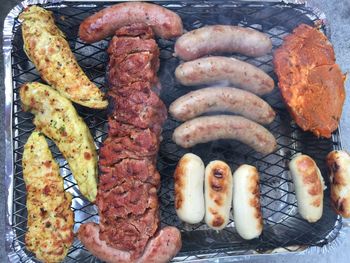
<box><xmin>78</xmin><ymin>23</ymin><xmax>181</xmax><ymax>262</ymax></box>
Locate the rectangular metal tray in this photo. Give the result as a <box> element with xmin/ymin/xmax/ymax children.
<box><xmin>4</xmin><ymin>0</ymin><xmax>343</xmax><ymax>262</ymax></box>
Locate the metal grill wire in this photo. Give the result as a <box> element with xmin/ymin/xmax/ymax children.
<box><xmin>9</xmin><ymin>1</ymin><xmax>342</xmax><ymax>262</ymax></box>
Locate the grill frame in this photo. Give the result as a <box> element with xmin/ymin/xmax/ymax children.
<box><xmin>4</xmin><ymin>1</ymin><xmax>343</xmax><ymax>262</ymax></box>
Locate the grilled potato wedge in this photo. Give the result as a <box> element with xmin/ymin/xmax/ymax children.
<box><xmin>19</xmin><ymin>5</ymin><xmax>108</xmax><ymax>109</ymax></box>
<box><xmin>20</xmin><ymin>82</ymin><xmax>98</xmax><ymax>202</ymax></box>
<box><xmin>23</xmin><ymin>131</ymin><xmax>74</xmax><ymax>262</ymax></box>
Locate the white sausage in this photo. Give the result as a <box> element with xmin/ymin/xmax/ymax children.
<box><xmin>169</xmin><ymin>86</ymin><xmax>275</xmax><ymax>124</ymax></box>
<box><xmin>205</xmin><ymin>160</ymin><xmax>233</xmax><ymax>230</ymax></box>
<box><xmin>326</xmin><ymin>150</ymin><xmax>350</xmax><ymax>218</ymax></box>
<box><xmin>175</xmin><ymin>56</ymin><xmax>274</xmax><ymax>96</ymax></box>
<box><xmin>172</xmin><ymin>115</ymin><xmax>277</xmax><ymax>155</ymax></box>
<box><xmin>232</xmin><ymin>165</ymin><xmax>263</xmax><ymax>240</ymax></box>
<box><xmin>174</xmin><ymin>25</ymin><xmax>272</xmax><ymax>60</ymax></box>
<box><xmin>174</xmin><ymin>153</ymin><xmax>205</xmax><ymax>224</ymax></box>
<box><xmin>289</xmin><ymin>154</ymin><xmax>325</xmax><ymax>223</ymax></box>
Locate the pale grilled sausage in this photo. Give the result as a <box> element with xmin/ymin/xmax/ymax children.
<box><xmin>174</xmin><ymin>153</ymin><xmax>205</xmax><ymax>224</ymax></box>
<box><xmin>289</xmin><ymin>154</ymin><xmax>325</xmax><ymax>223</ymax></box>
<box><xmin>172</xmin><ymin>115</ymin><xmax>277</xmax><ymax>155</ymax></box>
<box><xmin>79</xmin><ymin>2</ymin><xmax>183</xmax><ymax>42</ymax></box>
<box><xmin>205</xmin><ymin>161</ymin><xmax>233</xmax><ymax>230</ymax></box>
<box><xmin>326</xmin><ymin>150</ymin><xmax>350</xmax><ymax>218</ymax></box>
<box><xmin>174</xmin><ymin>25</ymin><xmax>272</xmax><ymax>60</ymax></box>
<box><xmin>175</xmin><ymin>56</ymin><xmax>274</xmax><ymax>96</ymax></box>
<box><xmin>78</xmin><ymin>223</ymin><xmax>182</xmax><ymax>263</ymax></box>
<box><xmin>233</xmin><ymin>165</ymin><xmax>263</xmax><ymax>240</ymax></box>
<box><xmin>169</xmin><ymin>87</ymin><xmax>275</xmax><ymax>124</ymax></box>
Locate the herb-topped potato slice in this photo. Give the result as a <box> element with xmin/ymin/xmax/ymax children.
<box><xmin>23</xmin><ymin>131</ymin><xmax>74</xmax><ymax>262</ymax></box>
<box><xmin>20</xmin><ymin>82</ymin><xmax>98</xmax><ymax>202</ymax></box>
<box><xmin>19</xmin><ymin>5</ymin><xmax>108</xmax><ymax>109</ymax></box>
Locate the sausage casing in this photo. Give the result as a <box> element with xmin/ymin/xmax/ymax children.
<box><xmin>79</xmin><ymin>2</ymin><xmax>183</xmax><ymax>42</ymax></box>
<box><xmin>205</xmin><ymin>161</ymin><xmax>233</xmax><ymax>230</ymax></box>
<box><xmin>326</xmin><ymin>150</ymin><xmax>350</xmax><ymax>218</ymax></box>
<box><xmin>174</xmin><ymin>25</ymin><xmax>272</xmax><ymax>60</ymax></box>
<box><xmin>172</xmin><ymin>115</ymin><xmax>277</xmax><ymax>155</ymax></box>
<box><xmin>78</xmin><ymin>223</ymin><xmax>182</xmax><ymax>263</ymax></box>
<box><xmin>232</xmin><ymin>165</ymin><xmax>263</xmax><ymax>240</ymax></box>
<box><xmin>175</xmin><ymin>56</ymin><xmax>274</xmax><ymax>96</ymax></box>
<box><xmin>174</xmin><ymin>153</ymin><xmax>205</xmax><ymax>224</ymax></box>
<box><xmin>169</xmin><ymin>86</ymin><xmax>275</xmax><ymax>124</ymax></box>
<box><xmin>289</xmin><ymin>154</ymin><xmax>325</xmax><ymax>223</ymax></box>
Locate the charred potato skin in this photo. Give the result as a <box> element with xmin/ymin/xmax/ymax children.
<box><xmin>19</xmin><ymin>5</ymin><xmax>107</xmax><ymax>109</ymax></box>
<box><xmin>23</xmin><ymin>131</ymin><xmax>74</xmax><ymax>262</ymax></box>
<box><xmin>20</xmin><ymin>82</ymin><xmax>98</xmax><ymax>202</ymax></box>
<box><xmin>326</xmin><ymin>150</ymin><xmax>350</xmax><ymax>218</ymax></box>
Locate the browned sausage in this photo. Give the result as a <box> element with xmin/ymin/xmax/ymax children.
<box><xmin>289</xmin><ymin>154</ymin><xmax>324</xmax><ymax>223</ymax></box>
<box><xmin>233</xmin><ymin>165</ymin><xmax>263</xmax><ymax>240</ymax></box>
<box><xmin>174</xmin><ymin>25</ymin><xmax>272</xmax><ymax>60</ymax></box>
<box><xmin>172</xmin><ymin>115</ymin><xmax>277</xmax><ymax>154</ymax></box>
<box><xmin>79</xmin><ymin>2</ymin><xmax>183</xmax><ymax>42</ymax></box>
<box><xmin>326</xmin><ymin>150</ymin><xmax>350</xmax><ymax>218</ymax></box>
<box><xmin>175</xmin><ymin>56</ymin><xmax>274</xmax><ymax>96</ymax></box>
<box><xmin>169</xmin><ymin>87</ymin><xmax>275</xmax><ymax>124</ymax></box>
<box><xmin>78</xmin><ymin>223</ymin><xmax>182</xmax><ymax>263</ymax></box>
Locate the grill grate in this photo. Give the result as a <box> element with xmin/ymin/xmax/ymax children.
<box><xmin>9</xmin><ymin>1</ymin><xmax>342</xmax><ymax>262</ymax></box>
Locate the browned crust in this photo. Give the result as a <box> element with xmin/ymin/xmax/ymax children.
<box><xmin>174</xmin><ymin>156</ymin><xmax>190</xmax><ymax>210</ymax></box>
<box><xmin>326</xmin><ymin>151</ymin><xmax>350</xmax><ymax>217</ymax></box>
<box><xmin>246</xmin><ymin>167</ymin><xmax>263</xmax><ymax>228</ymax></box>
<box><xmin>296</xmin><ymin>156</ymin><xmax>323</xmax><ymax>199</ymax></box>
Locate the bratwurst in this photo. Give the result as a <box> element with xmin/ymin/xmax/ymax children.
<box><xmin>169</xmin><ymin>87</ymin><xmax>275</xmax><ymax>124</ymax></box>
<box><xmin>79</xmin><ymin>2</ymin><xmax>183</xmax><ymax>42</ymax></box>
<box><xmin>232</xmin><ymin>165</ymin><xmax>263</xmax><ymax>240</ymax></box>
<box><xmin>78</xmin><ymin>223</ymin><xmax>182</xmax><ymax>263</ymax></box>
<box><xmin>289</xmin><ymin>154</ymin><xmax>325</xmax><ymax>223</ymax></box>
<box><xmin>175</xmin><ymin>56</ymin><xmax>274</xmax><ymax>96</ymax></box>
<box><xmin>174</xmin><ymin>25</ymin><xmax>272</xmax><ymax>60</ymax></box>
<box><xmin>326</xmin><ymin>150</ymin><xmax>350</xmax><ymax>218</ymax></box>
<box><xmin>172</xmin><ymin>115</ymin><xmax>277</xmax><ymax>154</ymax></box>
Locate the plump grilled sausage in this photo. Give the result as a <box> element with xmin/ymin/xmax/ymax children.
<box><xmin>233</xmin><ymin>165</ymin><xmax>263</xmax><ymax>240</ymax></box>
<box><xmin>326</xmin><ymin>150</ymin><xmax>350</xmax><ymax>218</ymax></box>
<box><xmin>175</xmin><ymin>56</ymin><xmax>274</xmax><ymax>96</ymax></box>
<box><xmin>169</xmin><ymin>87</ymin><xmax>275</xmax><ymax>124</ymax></box>
<box><xmin>172</xmin><ymin>115</ymin><xmax>277</xmax><ymax>155</ymax></box>
<box><xmin>174</xmin><ymin>153</ymin><xmax>205</xmax><ymax>224</ymax></box>
<box><xmin>205</xmin><ymin>161</ymin><xmax>233</xmax><ymax>230</ymax></box>
<box><xmin>289</xmin><ymin>154</ymin><xmax>325</xmax><ymax>223</ymax></box>
<box><xmin>174</xmin><ymin>25</ymin><xmax>272</xmax><ymax>60</ymax></box>
<box><xmin>79</xmin><ymin>2</ymin><xmax>183</xmax><ymax>42</ymax></box>
<box><xmin>78</xmin><ymin>223</ymin><xmax>182</xmax><ymax>263</ymax></box>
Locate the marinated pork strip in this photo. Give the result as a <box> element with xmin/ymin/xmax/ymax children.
<box><xmin>78</xmin><ymin>23</ymin><xmax>181</xmax><ymax>261</ymax></box>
